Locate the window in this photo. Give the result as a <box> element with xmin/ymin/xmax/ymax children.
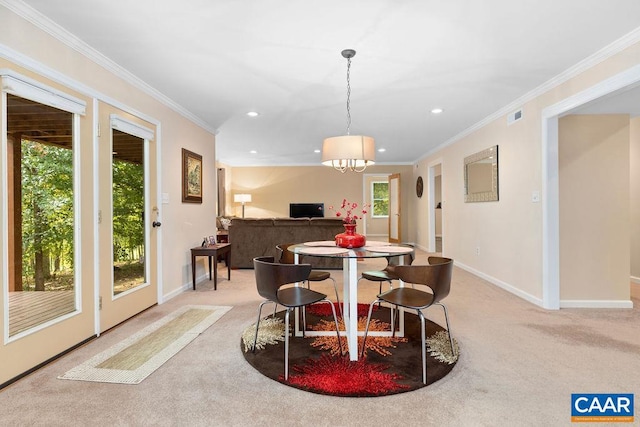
<box><xmin>111</xmin><ymin>129</ymin><xmax>146</xmax><ymax>295</ymax></box>
<box><xmin>6</xmin><ymin>94</ymin><xmax>77</xmax><ymax>336</ymax></box>
<box><xmin>3</xmin><ymin>72</ymin><xmax>85</xmax><ymax>338</ymax></box>
<box><xmin>371</xmin><ymin>181</ymin><xmax>389</xmax><ymax>217</ymax></box>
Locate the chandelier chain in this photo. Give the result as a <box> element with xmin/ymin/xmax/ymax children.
<box><xmin>346</xmin><ymin>56</ymin><xmax>351</xmax><ymax>135</ymax></box>
<box><xmin>321</xmin><ymin>48</ymin><xmax>374</xmax><ymax>173</ymax></box>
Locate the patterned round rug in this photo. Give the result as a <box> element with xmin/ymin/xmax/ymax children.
<box><xmin>241</xmin><ymin>304</ymin><xmax>459</xmax><ymax>397</ymax></box>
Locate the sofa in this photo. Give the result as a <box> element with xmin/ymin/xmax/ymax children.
<box><xmin>228</xmin><ymin>217</ymin><xmax>345</xmax><ymax>269</ymax></box>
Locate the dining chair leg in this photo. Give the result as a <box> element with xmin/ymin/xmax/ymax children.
<box><xmin>301</xmin><ymin>305</ymin><xmax>306</xmax><ymax>337</ymax></box>
<box><xmin>417</xmin><ymin>309</ymin><xmax>427</xmax><ymax>385</ymax></box>
<box><xmin>391</xmin><ymin>304</ymin><xmax>400</xmax><ymax>337</ymax></box>
<box><xmin>326</xmin><ymin>277</ymin><xmax>343</xmax><ymax>319</ymax></box>
<box><xmin>360</xmin><ymin>300</ymin><xmax>378</xmax><ymax>357</ymax></box>
<box><xmin>436</xmin><ymin>302</ymin><xmax>455</xmax><ymax>356</ymax></box>
<box><xmin>321</xmin><ymin>298</ymin><xmax>343</xmax><ymax>355</ymax></box>
<box><xmin>252</xmin><ymin>301</ymin><xmax>270</xmax><ymax>353</ymax></box>
<box><xmin>284</xmin><ymin>308</ymin><xmax>291</xmax><ymax>380</ymax></box>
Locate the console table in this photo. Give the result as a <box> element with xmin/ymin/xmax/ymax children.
<box><xmin>190</xmin><ymin>243</ymin><xmax>231</xmax><ymax>290</ymax></box>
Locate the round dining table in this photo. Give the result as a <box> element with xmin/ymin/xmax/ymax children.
<box><xmin>288</xmin><ymin>241</ymin><xmax>415</xmax><ymax>361</ymax></box>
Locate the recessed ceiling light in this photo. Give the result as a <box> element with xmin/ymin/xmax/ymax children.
<box><xmin>247</xmin><ymin>111</ymin><xmax>259</xmax><ymax>117</ymax></box>
<box><xmin>314</xmin><ymin>149</ymin><xmax>320</xmax><ymax>153</ymax></box>
<box><xmin>431</xmin><ymin>108</ymin><xmax>444</xmax><ymax>114</ymax></box>
<box><xmin>250</xmin><ymin>150</ymin><xmax>257</xmax><ymax>154</ymax></box>
<box><xmin>378</xmin><ymin>148</ymin><xmax>386</xmax><ymax>153</ymax></box>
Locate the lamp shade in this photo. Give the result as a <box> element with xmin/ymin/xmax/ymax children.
<box><xmin>321</xmin><ymin>135</ymin><xmax>375</xmax><ymax>170</ymax></box>
<box><xmin>234</xmin><ymin>193</ymin><xmax>252</xmax><ymax>203</ymax></box>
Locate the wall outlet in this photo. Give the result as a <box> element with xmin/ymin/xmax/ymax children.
<box><xmin>531</xmin><ymin>191</ymin><xmax>540</xmax><ymax>203</ymax></box>
<box><xmin>476</xmin><ymin>246</ymin><xmax>480</xmax><ymax>256</ymax></box>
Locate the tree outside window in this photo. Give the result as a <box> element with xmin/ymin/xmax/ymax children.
<box><xmin>372</xmin><ymin>181</ymin><xmax>389</xmax><ymax>217</ymax></box>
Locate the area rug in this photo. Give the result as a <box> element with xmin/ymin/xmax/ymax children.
<box><xmin>59</xmin><ymin>305</ymin><xmax>232</xmax><ymax>384</ymax></box>
<box><xmin>241</xmin><ymin>304</ymin><xmax>459</xmax><ymax>397</ymax></box>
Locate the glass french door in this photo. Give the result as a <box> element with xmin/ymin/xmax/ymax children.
<box><xmin>5</xmin><ymin>94</ymin><xmax>77</xmax><ymax>338</ymax></box>
<box><xmin>97</xmin><ymin>103</ymin><xmax>158</xmax><ymax>333</ymax></box>
<box><xmin>1</xmin><ymin>74</ymin><xmax>97</xmax><ymax>385</ymax></box>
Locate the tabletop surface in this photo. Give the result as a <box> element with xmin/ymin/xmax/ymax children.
<box><xmin>288</xmin><ymin>241</ymin><xmax>414</xmax><ymax>259</ymax></box>
<box><xmin>191</xmin><ymin>243</ymin><xmax>231</xmax><ymax>252</ymax></box>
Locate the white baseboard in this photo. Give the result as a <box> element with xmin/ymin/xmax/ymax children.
<box><xmin>560</xmin><ymin>300</ymin><xmax>634</xmax><ymax>309</ymax></box>
<box><xmin>162</xmin><ymin>284</ymin><xmax>189</xmax><ymax>302</ymax></box>
<box><xmin>456</xmin><ymin>261</ymin><xmax>635</xmax><ymax>309</ymax></box>
<box><xmin>454</xmin><ymin>261</ymin><xmax>545</xmax><ymax>308</ymax></box>
<box><xmin>161</xmin><ymin>273</ymin><xmax>208</xmax><ymax>302</ymax></box>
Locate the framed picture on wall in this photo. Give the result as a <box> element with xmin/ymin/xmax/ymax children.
<box><xmin>182</xmin><ymin>148</ymin><xmax>203</xmax><ymax>203</ymax></box>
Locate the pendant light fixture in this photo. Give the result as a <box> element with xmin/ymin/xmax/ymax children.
<box><xmin>322</xmin><ymin>49</ymin><xmax>375</xmax><ymax>173</ymax></box>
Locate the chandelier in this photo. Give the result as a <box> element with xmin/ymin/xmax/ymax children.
<box><xmin>321</xmin><ymin>49</ymin><xmax>375</xmax><ymax>173</ymax></box>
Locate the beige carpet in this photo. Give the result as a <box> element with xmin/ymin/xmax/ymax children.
<box><xmin>58</xmin><ymin>305</ymin><xmax>231</xmax><ymax>384</ymax></box>
<box><xmin>1</xmin><ymin>253</ymin><xmax>639</xmax><ymax>426</ymax></box>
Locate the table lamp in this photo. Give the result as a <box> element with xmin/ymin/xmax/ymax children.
<box><xmin>234</xmin><ymin>193</ymin><xmax>252</xmax><ymax>218</ymax></box>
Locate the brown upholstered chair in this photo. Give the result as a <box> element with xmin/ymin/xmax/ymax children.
<box><xmin>360</xmin><ymin>256</ymin><xmax>454</xmax><ymax>384</ymax></box>
<box><xmin>252</xmin><ymin>256</ymin><xmax>342</xmax><ymax>380</ymax></box>
<box><xmin>276</xmin><ymin>243</ymin><xmax>342</xmax><ymax>317</ymax></box>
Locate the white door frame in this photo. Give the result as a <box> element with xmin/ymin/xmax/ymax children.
<box><xmin>427</xmin><ymin>159</ymin><xmax>443</xmax><ymax>253</ymax></box>
<box><xmin>541</xmin><ymin>64</ymin><xmax>640</xmax><ymax>309</ymax></box>
<box><xmin>388</xmin><ymin>173</ymin><xmax>401</xmax><ymax>243</ymax></box>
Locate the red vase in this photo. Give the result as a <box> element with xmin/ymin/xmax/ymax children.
<box><xmin>335</xmin><ymin>223</ymin><xmax>366</xmax><ymax>248</ymax></box>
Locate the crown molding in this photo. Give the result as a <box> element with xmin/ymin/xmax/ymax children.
<box><xmin>0</xmin><ymin>0</ymin><xmax>216</xmax><ymax>135</ymax></box>
<box><xmin>416</xmin><ymin>25</ymin><xmax>640</xmax><ymax>164</ymax></box>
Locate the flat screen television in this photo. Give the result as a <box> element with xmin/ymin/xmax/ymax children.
<box><xmin>289</xmin><ymin>203</ymin><xmax>324</xmax><ymax>218</ymax></box>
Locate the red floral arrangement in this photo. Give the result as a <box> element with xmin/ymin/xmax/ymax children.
<box><xmin>329</xmin><ymin>199</ymin><xmax>370</xmax><ymax>224</ymax></box>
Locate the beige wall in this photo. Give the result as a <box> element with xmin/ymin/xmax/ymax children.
<box><xmin>414</xmin><ymin>40</ymin><xmax>640</xmax><ymax>306</ymax></box>
<box><xmin>631</xmin><ymin>117</ymin><xmax>640</xmax><ymax>281</ymax></box>
<box><xmin>228</xmin><ymin>165</ymin><xmax>413</xmax><ymax>242</ymax></box>
<box><xmin>416</xmin><ymin>114</ymin><xmax>544</xmax><ymax>299</ymax></box>
<box><xmin>559</xmin><ymin>115</ymin><xmax>630</xmax><ymax>300</ymax></box>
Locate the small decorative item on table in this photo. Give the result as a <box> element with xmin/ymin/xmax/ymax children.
<box><xmin>330</xmin><ymin>198</ymin><xmax>369</xmax><ymax>248</ymax></box>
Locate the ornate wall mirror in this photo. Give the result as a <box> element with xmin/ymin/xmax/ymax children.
<box><xmin>464</xmin><ymin>145</ymin><xmax>499</xmax><ymax>202</ymax></box>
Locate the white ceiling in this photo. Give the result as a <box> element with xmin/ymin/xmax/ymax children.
<box><xmin>15</xmin><ymin>0</ymin><xmax>640</xmax><ymax>166</ymax></box>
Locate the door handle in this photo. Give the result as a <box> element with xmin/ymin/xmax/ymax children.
<box><xmin>152</xmin><ymin>221</ymin><xmax>162</xmax><ymax>228</ymax></box>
